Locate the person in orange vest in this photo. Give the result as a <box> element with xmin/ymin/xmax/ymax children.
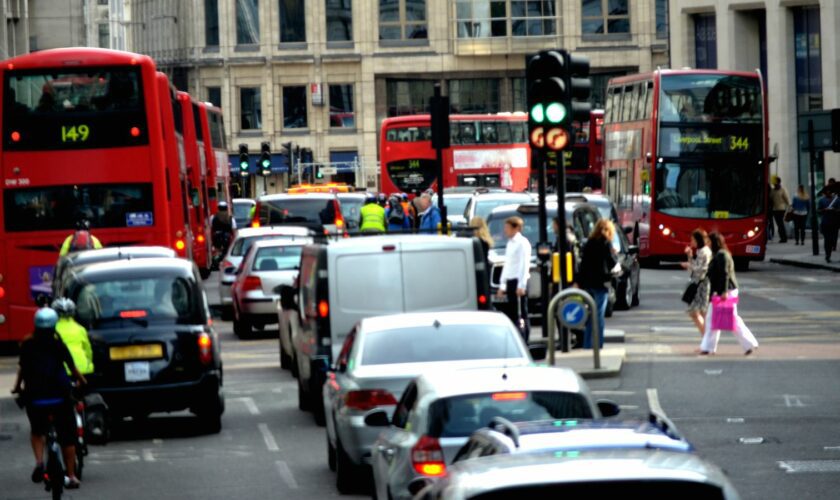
<box><xmin>400</xmin><ymin>193</ymin><xmax>416</xmax><ymax>229</ymax></box>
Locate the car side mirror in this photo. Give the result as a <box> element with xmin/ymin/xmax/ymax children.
<box><xmin>623</xmin><ymin>226</ymin><xmax>633</xmax><ymax>235</ymax></box>
<box><xmin>364</xmin><ymin>410</ymin><xmax>390</xmax><ymax>427</ymax></box>
<box><xmin>597</xmin><ymin>400</ymin><xmax>621</xmax><ymax>417</ymax></box>
<box><xmin>527</xmin><ymin>343</ymin><xmax>547</xmax><ymax>361</ymax></box>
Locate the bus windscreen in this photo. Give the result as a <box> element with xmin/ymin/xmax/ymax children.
<box><xmin>4</xmin><ymin>66</ymin><xmax>148</xmax><ymax>150</ymax></box>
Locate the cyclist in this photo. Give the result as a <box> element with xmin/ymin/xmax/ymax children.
<box><xmin>59</xmin><ymin>219</ymin><xmax>102</xmax><ymax>257</ymax></box>
<box><xmin>210</xmin><ymin>201</ymin><xmax>237</xmax><ymax>255</ymax></box>
<box><xmin>11</xmin><ymin>308</ymin><xmax>87</xmax><ymax>489</ymax></box>
<box><xmin>52</xmin><ymin>298</ymin><xmax>94</xmax><ymax>377</ymax></box>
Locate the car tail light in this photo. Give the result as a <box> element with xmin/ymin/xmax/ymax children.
<box><xmin>0</xmin><ymin>286</ymin><xmax>5</xmax><ymax>299</ymax></box>
<box><xmin>222</xmin><ymin>260</ymin><xmax>235</xmax><ymax>273</ymax></box>
<box><xmin>343</xmin><ymin>389</ymin><xmax>397</xmax><ymax>411</ymax></box>
<box><xmin>198</xmin><ymin>332</ymin><xmax>213</xmax><ymax>365</ymax></box>
<box><xmin>119</xmin><ymin>310</ymin><xmax>148</xmax><ymax>319</ymax></box>
<box><xmin>197</xmin><ymin>233</ymin><xmax>206</xmax><ymax>244</ymax></box>
<box><xmin>333</xmin><ymin>200</ymin><xmax>345</xmax><ymax>230</ymax></box>
<box><xmin>478</xmin><ymin>294</ymin><xmax>488</xmax><ymax>308</ymax></box>
<box><xmin>491</xmin><ymin>392</ymin><xmax>528</xmax><ymax>401</ymax></box>
<box><xmin>412</xmin><ymin>435</ymin><xmax>446</xmax><ymax>477</ymax></box>
<box><xmin>242</xmin><ymin>276</ymin><xmax>262</xmax><ymax>292</ymax></box>
<box><xmin>174</xmin><ymin>239</ymin><xmax>186</xmax><ymax>252</ymax></box>
<box><xmin>318</xmin><ymin>300</ymin><xmax>329</xmax><ymax>318</ymax></box>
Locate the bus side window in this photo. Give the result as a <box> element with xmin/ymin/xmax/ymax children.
<box><xmin>387</xmin><ymin>129</ymin><xmax>397</xmax><ymax>142</ymax></box>
<box><xmin>497</xmin><ymin>121</ymin><xmax>511</xmax><ymax>143</ymax></box>
<box><xmin>622</xmin><ymin>85</ymin><xmax>636</xmax><ymax>122</ymax></box>
<box><xmin>636</xmin><ymin>84</ymin><xmax>647</xmax><ymax>120</ymax></box>
<box><xmin>645</xmin><ymin>81</ymin><xmax>654</xmax><ymax>118</ymax></box>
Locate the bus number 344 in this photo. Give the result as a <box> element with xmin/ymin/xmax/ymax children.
<box><xmin>729</xmin><ymin>136</ymin><xmax>749</xmax><ymax>152</ymax></box>
<box><xmin>61</xmin><ymin>125</ymin><xmax>90</xmax><ymax>143</ymax></box>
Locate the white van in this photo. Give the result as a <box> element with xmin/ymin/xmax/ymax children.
<box><xmin>285</xmin><ymin>234</ymin><xmax>491</xmax><ymax>424</ymax></box>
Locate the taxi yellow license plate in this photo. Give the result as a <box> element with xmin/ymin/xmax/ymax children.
<box><xmin>110</xmin><ymin>344</ymin><xmax>163</xmax><ymax>361</ymax></box>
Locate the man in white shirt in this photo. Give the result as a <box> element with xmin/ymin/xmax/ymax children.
<box><xmin>496</xmin><ymin>216</ymin><xmax>532</xmax><ymax>341</ymax></box>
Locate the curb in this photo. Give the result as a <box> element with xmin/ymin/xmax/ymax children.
<box><xmin>578</xmin><ymin>363</ymin><xmax>623</xmax><ymax>379</ymax></box>
<box><xmin>769</xmin><ymin>257</ymin><xmax>840</xmax><ymax>273</ymax></box>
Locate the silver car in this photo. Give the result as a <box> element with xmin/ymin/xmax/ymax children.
<box><xmin>369</xmin><ymin>365</ymin><xmax>608</xmax><ymax>500</ymax></box>
<box><xmin>230</xmin><ymin>239</ymin><xmax>307</xmax><ymax>337</ymax></box>
<box><xmin>462</xmin><ymin>191</ymin><xmax>533</xmax><ymax>223</ymax></box>
<box><xmin>416</xmin><ymin>449</ymin><xmax>740</xmax><ymax>499</ymax></box>
<box><xmin>323</xmin><ymin>311</ymin><xmax>534</xmax><ymax>494</ymax></box>
<box><xmin>217</xmin><ymin>226</ymin><xmax>311</xmax><ymax>314</ymax></box>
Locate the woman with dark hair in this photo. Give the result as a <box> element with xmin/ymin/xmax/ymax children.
<box><xmin>699</xmin><ymin>232</ymin><xmax>759</xmax><ymax>355</ymax></box>
<box><xmin>681</xmin><ymin>228</ymin><xmax>711</xmax><ymax>336</ymax></box>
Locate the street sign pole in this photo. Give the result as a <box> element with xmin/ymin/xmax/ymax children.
<box><xmin>808</xmin><ymin>120</ymin><xmax>820</xmax><ymax>256</ymax></box>
<box><xmin>430</xmin><ymin>84</ymin><xmax>450</xmax><ymax>231</ymax></box>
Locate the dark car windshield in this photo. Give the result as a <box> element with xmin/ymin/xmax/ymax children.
<box><xmin>252</xmin><ymin>245</ymin><xmax>303</xmax><ymax>271</ymax></box>
<box><xmin>472</xmin><ymin>481</ymin><xmax>724</xmax><ymax>499</ymax></box>
<box><xmin>427</xmin><ymin>392</ymin><xmax>593</xmax><ymax>438</ymax></box>
<box><xmin>360</xmin><ymin>324</ymin><xmax>522</xmax><ymax>366</ymax></box>
<box><xmin>259</xmin><ymin>198</ymin><xmax>336</xmax><ymax>228</ymax></box>
<box><xmin>71</xmin><ymin>274</ymin><xmax>203</xmax><ymax>327</ymax></box>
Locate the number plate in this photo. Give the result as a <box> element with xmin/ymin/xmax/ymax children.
<box><xmin>746</xmin><ymin>245</ymin><xmax>761</xmax><ymax>254</ymax></box>
<box><xmin>110</xmin><ymin>344</ymin><xmax>163</xmax><ymax>361</ymax></box>
<box><xmin>124</xmin><ymin>361</ymin><xmax>151</xmax><ymax>383</ymax></box>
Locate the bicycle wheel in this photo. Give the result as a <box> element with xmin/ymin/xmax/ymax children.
<box><xmin>46</xmin><ymin>442</ymin><xmax>63</xmax><ymax>499</ymax></box>
<box><xmin>75</xmin><ymin>444</ymin><xmax>84</xmax><ymax>481</ymax></box>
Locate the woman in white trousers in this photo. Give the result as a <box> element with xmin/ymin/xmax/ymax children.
<box><xmin>699</xmin><ymin>232</ymin><xmax>759</xmax><ymax>355</ymax></box>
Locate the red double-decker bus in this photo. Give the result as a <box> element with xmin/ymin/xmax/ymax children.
<box><xmin>199</xmin><ymin>102</ymin><xmax>231</xmax><ymax>215</ymax></box>
<box><xmin>380</xmin><ymin>113</ymin><xmax>531</xmax><ymax>195</ymax></box>
<box><xmin>0</xmin><ymin>48</ymin><xmax>192</xmax><ymax>341</ymax></box>
<box><xmin>603</xmin><ymin>69</ymin><xmax>768</xmax><ymax>268</ymax></box>
<box><xmin>539</xmin><ymin>109</ymin><xmax>605</xmax><ymax>192</ymax></box>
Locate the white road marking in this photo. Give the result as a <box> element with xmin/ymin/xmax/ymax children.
<box><xmin>230</xmin><ymin>396</ymin><xmax>261</xmax><ymax>415</ymax></box>
<box><xmin>783</xmin><ymin>394</ymin><xmax>806</xmax><ymax>408</ymax></box>
<box><xmin>704</xmin><ymin>369</ymin><xmax>723</xmax><ymax>375</ymax></box>
<box><xmin>824</xmin><ymin>446</ymin><xmax>840</xmax><ymax>451</ymax></box>
<box><xmin>739</xmin><ymin>437</ymin><xmax>765</xmax><ymax>444</ymax></box>
<box><xmin>778</xmin><ymin>460</ymin><xmax>840</xmax><ymax>473</ymax></box>
<box><xmin>650</xmin><ymin>326</ymin><xmax>699</xmax><ymax>334</ymax></box>
<box><xmin>592</xmin><ymin>390</ymin><xmax>636</xmax><ymax>396</ymax></box>
<box><xmin>726</xmin><ymin>417</ymin><xmax>745</xmax><ymax>423</ymax></box>
<box><xmin>619</xmin><ymin>405</ymin><xmax>640</xmax><ymax>411</ymax></box>
<box><xmin>275</xmin><ymin>460</ymin><xmax>299</xmax><ymax>489</ymax></box>
<box><xmin>152</xmin><ymin>439</ymin><xmax>163</xmax><ymax>445</ymax></box>
<box><xmin>646</xmin><ymin>388</ymin><xmax>665</xmax><ymax>416</ymax></box>
<box><xmin>142</xmin><ymin>449</ymin><xmax>156</xmax><ymax>462</ymax></box>
<box><xmin>258</xmin><ymin>423</ymin><xmax>279</xmax><ymax>452</ymax></box>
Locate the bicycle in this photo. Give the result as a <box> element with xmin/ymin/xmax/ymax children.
<box><xmin>43</xmin><ymin>413</ymin><xmax>65</xmax><ymax>500</ymax></box>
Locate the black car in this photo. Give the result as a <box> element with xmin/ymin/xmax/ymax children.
<box><xmin>63</xmin><ymin>257</ymin><xmax>224</xmax><ymax>431</ymax></box>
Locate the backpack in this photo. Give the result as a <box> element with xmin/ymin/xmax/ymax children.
<box><xmin>388</xmin><ymin>203</ymin><xmax>405</xmax><ymax>225</ymax></box>
<box><xmin>70</xmin><ymin>230</ymin><xmax>93</xmax><ymax>251</ymax></box>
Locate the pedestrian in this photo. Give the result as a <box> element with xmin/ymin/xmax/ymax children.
<box><xmin>817</xmin><ymin>187</ymin><xmax>840</xmax><ymax>262</ymax></box>
<box><xmin>400</xmin><ymin>193</ymin><xmax>415</xmax><ymax>229</ymax></box>
<box><xmin>699</xmin><ymin>232</ymin><xmax>759</xmax><ymax>355</ymax></box>
<box><xmin>575</xmin><ymin>219</ymin><xmax>619</xmax><ymax>350</ymax></box>
<box><xmin>766</xmin><ymin>182</ymin><xmax>775</xmax><ymax>241</ymax></box>
<box><xmin>680</xmin><ymin>228</ymin><xmax>712</xmax><ymax>337</ymax></box>
<box><xmin>495</xmin><ymin>216</ymin><xmax>531</xmax><ymax>343</ymax></box>
<box><xmin>417</xmin><ymin>193</ymin><xmax>442</xmax><ymax>234</ymax></box>
<box><xmin>769</xmin><ymin>176</ymin><xmax>791</xmax><ymax>243</ymax></box>
<box><xmin>386</xmin><ymin>195</ymin><xmax>411</xmax><ymax>232</ymax></box>
<box><xmin>359</xmin><ymin>193</ymin><xmax>386</xmax><ymax>233</ymax></box>
<box><xmin>471</xmin><ymin>216</ymin><xmax>494</xmax><ymax>291</ymax></box>
<box><xmin>790</xmin><ymin>185</ymin><xmax>810</xmax><ymax>245</ymax></box>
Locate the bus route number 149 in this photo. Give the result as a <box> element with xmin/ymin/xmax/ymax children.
<box><xmin>61</xmin><ymin>125</ymin><xmax>90</xmax><ymax>143</ymax></box>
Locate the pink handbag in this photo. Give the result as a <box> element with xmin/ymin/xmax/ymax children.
<box><xmin>711</xmin><ymin>295</ymin><xmax>738</xmax><ymax>331</ymax></box>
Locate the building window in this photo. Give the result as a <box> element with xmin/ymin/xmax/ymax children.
<box><xmin>240</xmin><ymin>87</ymin><xmax>262</xmax><ymax>130</ymax></box>
<box><xmin>205</xmin><ymin>0</ymin><xmax>220</xmax><ymax>46</ymax></box>
<box><xmin>236</xmin><ymin>0</ymin><xmax>260</xmax><ymax>45</ymax></box>
<box><xmin>98</xmin><ymin>0</ymin><xmax>108</xmax><ymax>5</ymax></box>
<box><xmin>456</xmin><ymin>0</ymin><xmax>506</xmax><ymax>38</ymax></box>
<box><xmin>386</xmin><ymin>80</ymin><xmax>434</xmax><ymax>117</ymax></box>
<box><xmin>581</xmin><ymin>0</ymin><xmax>629</xmax><ymax>35</ymax></box>
<box><xmin>207</xmin><ymin>87</ymin><xmax>221</xmax><ymax>108</ymax></box>
<box><xmin>793</xmin><ymin>6</ymin><xmax>823</xmax><ymax>186</ymax></box>
<box><xmin>512</xmin><ymin>77</ymin><xmax>526</xmax><ymax>111</ymax></box>
<box><xmin>693</xmin><ymin>14</ymin><xmax>716</xmax><ymax>69</ymax></box>
<box><xmin>379</xmin><ymin>0</ymin><xmax>427</xmax><ymax>40</ymax></box>
<box><xmin>326</xmin><ymin>0</ymin><xmax>353</xmax><ymax>42</ymax></box>
<box><xmin>655</xmin><ymin>0</ymin><xmax>668</xmax><ymax>39</ymax></box>
<box><xmin>512</xmin><ymin>0</ymin><xmax>556</xmax><ymax>36</ymax></box>
<box><xmin>279</xmin><ymin>0</ymin><xmax>306</xmax><ymax>43</ymax></box>
<box><xmin>450</xmin><ymin>79</ymin><xmax>500</xmax><ymax>114</ymax></box>
<box><xmin>283</xmin><ymin>86</ymin><xmax>308</xmax><ymax>128</ymax></box>
<box><xmin>329</xmin><ymin>84</ymin><xmax>355</xmax><ymax>128</ymax></box>
<box><xmin>98</xmin><ymin>23</ymin><xmax>110</xmax><ymax>48</ymax></box>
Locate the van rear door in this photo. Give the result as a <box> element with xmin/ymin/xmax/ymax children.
<box><xmin>400</xmin><ymin>239</ymin><xmax>477</xmax><ymax>311</ymax></box>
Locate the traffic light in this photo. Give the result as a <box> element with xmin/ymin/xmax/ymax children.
<box><xmin>315</xmin><ymin>165</ymin><xmax>324</xmax><ymax>180</ymax></box>
<box><xmin>238</xmin><ymin>143</ymin><xmax>249</xmax><ymax>177</ymax></box>
<box><xmin>526</xmin><ymin>50</ymin><xmax>591</xmax><ymax>152</ymax></box>
<box><xmin>259</xmin><ymin>141</ymin><xmax>271</xmax><ymax>176</ymax></box>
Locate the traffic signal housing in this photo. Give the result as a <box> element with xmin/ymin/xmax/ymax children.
<box><xmin>259</xmin><ymin>141</ymin><xmax>271</xmax><ymax>176</ymax></box>
<box><xmin>315</xmin><ymin>165</ymin><xmax>324</xmax><ymax>180</ymax></box>
<box><xmin>238</xmin><ymin>143</ymin><xmax>250</xmax><ymax>177</ymax></box>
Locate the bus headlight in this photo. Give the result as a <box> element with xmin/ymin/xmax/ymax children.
<box><xmin>747</xmin><ymin>230</ymin><xmax>756</xmax><ymax>238</ymax></box>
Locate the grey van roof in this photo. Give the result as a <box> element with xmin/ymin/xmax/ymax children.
<box><xmin>324</xmin><ymin>234</ymin><xmax>474</xmax><ymax>250</ymax></box>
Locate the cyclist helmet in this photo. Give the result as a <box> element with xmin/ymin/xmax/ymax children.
<box><xmin>34</xmin><ymin>307</ymin><xmax>59</xmax><ymax>330</ymax></box>
<box><xmin>51</xmin><ymin>298</ymin><xmax>76</xmax><ymax>318</ymax></box>
<box><xmin>377</xmin><ymin>193</ymin><xmax>387</xmax><ymax>205</ymax></box>
<box><xmin>364</xmin><ymin>193</ymin><xmax>377</xmax><ymax>204</ymax></box>
<box><xmin>400</xmin><ymin>193</ymin><xmax>408</xmax><ymax>201</ymax></box>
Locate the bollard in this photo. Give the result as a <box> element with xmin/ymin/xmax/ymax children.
<box><xmin>546</xmin><ymin>287</ymin><xmax>601</xmax><ymax>370</ymax></box>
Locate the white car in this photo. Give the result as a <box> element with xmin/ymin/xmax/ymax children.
<box><xmin>218</xmin><ymin>226</ymin><xmax>310</xmax><ymax>318</ymax></box>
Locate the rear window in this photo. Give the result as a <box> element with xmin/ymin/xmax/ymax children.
<box><xmin>427</xmin><ymin>392</ymin><xmax>593</xmax><ymax>438</ymax></box>
<box><xmin>360</xmin><ymin>324</ymin><xmax>522</xmax><ymax>366</ymax></box>
<box><xmin>232</xmin><ymin>202</ymin><xmax>253</xmax><ymax>226</ymax></box>
<box><xmin>337</xmin><ymin>196</ymin><xmax>364</xmax><ymax>230</ymax></box>
<box><xmin>445</xmin><ymin>196</ymin><xmax>471</xmax><ymax>217</ymax></box>
<box><xmin>71</xmin><ymin>274</ymin><xmax>203</xmax><ymax>327</ymax></box>
<box><xmin>252</xmin><ymin>245</ymin><xmax>303</xmax><ymax>271</ymax></box>
<box><xmin>3</xmin><ymin>183</ymin><xmax>154</xmax><ymax>232</ymax></box>
<box><xmin>475</xmin><ymin>195</ymin><xmax>532</xmax><ymax>220</ymax></box>
<box><xmin>472</xmin><ymin>481</ymin><xmax>724</xmax><ymax>499</ymax></box>
<box><xmin>260</xmin><ymin>198</ymin><xmax>336</xmax><ymax>227</ymax></box>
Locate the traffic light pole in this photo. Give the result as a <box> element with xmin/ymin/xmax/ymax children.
<box><xmin>536</xmin><ymin>147</ymin><xmax>550</xmax><ymax>340</ymax></box>
<box><xmin>430</xmin><ymin>84</ymin><xmax>450</xmax><ymax>230</ymax></box>
<box><xmin>808</xmin><ymin>120</ymin><xmax>820</xmax><ymax>256</ymax></box>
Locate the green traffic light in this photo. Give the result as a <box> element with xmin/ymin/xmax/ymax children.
<box><xmin>530</xmin><ymin>103</ymin><xmax>545</xmax><ymax>124</ymax></box>
<box><xmin>240</xmin><ymin>161</ymin><xmax>248</xmax><ymax>169</ymax></box>
<box><xmin>261</xmin><ymin>160</ymin><xmax>270</xmax><ymax>168</ymax></box>
<box><xmin>546</xmin><ymin>102</ymin><xmax>567</xmax><ymax>124</ymax></box>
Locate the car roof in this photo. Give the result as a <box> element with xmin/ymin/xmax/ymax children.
<box><xmin>415</xmin><ymin>365</ymin><xmax>585</xmax><ymax>400</ymax></box>
<box><xmin>472</xmin><ymin>192</ymin><xmax>532</xmax><ymax>201</ymax></box>
<box><xmin>259</xmin><ymin>193</ymin><xmax>336</xmax><ymax>201</ymax></box>
<box><xmin>486</xmin><ymin>200</ymin><xmax>593</xmax><ymax>219</ymax></box>
<box><xmin>323</xmin><ymin>234</ymin><xmax>474</xmax><ymax>251</ymax></box>
<box><xmin>249</xmin><ymin>238</ymin><xmax>310</xmax><ymax>251</ymax></box>
<box><xmin>360</xmin><ymin>310</ymin><xmax>513</xmax><ymax>333</ymax></box>
<box><xmin>63</xmin><ymin>246</ymin><xmax>177</xmax><ymax>266</ymax></box>
<box><xmin>443</xmin><ymin>449</ymin><xmax>733</xmax><ymax>495</ymax></box>
<box><xmin>337</xmin><ymin>192</ymin><xmax>367</xmax><ymax>199</ymax></box>
<box><xmin>232</xmin><ymin>198</ymin><xmax>256</xmax><ymax>205</ymax></box>
<box><xmin>72</xmin><ymin>257</ymin><xmax>195</xmax><ymax>280</ymax></box>
<box><xmin>234</xmin><ymin>226</ymin><xmax>312</xmax><ymax>238</ymax></box>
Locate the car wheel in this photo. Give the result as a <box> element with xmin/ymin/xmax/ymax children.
<box><xmin>291</xmin><ymin>354</ymin><xmax>299</xmax><ymax>378</ymax></box>
<box><xmin>327</xmin><ymin>437</ymin><xmax>337</xmax><ymax>471</ymax></box>
<box><xmin>632</xmin><ymin>274</ymin><xmax>640</xmax><ymax>306</ymax></box>
<box><xmin>336</xmin><ymin>438</ymin><xmax>360</xmax><ymax>494</ymax></box>
<box><xmin>311</xmin><ymin>376</ymin><xmax>326</xmax><ymax>426</ymax></box>
<box><xmin>615</xmin><ymin>276</ymin><xmax>632</xmax><ymax>311</ymax></box>
<box><xmin>199</xmin><ymin>267</ymin><xmax>212</xmax><ymax>280</ymax></box>
<box><xmin>221</xmin><ymin>306</ymin><xmax>233</xmax><ymax>322</ymax></box>
<box><xmin>195</xmin><ymin>392</ymin><xmax>224</xmax><ymax>434</ymax></box>
<box><xmin>297</xmin><ymin>374</ymin><xmax>311</xmax><ymax>411</ymax></box>
<box><xmin>233</xmin><ymin>316</ymin><xmax>251</xmax><ymax>338</ymax></box>
<box><xmin>734</xmin><ymin>258</ymin><xmax>750</xmax><ymax>272</ymax></box>
<box><xmin>279</xmin><ymin>341</ymin><xmax>291</xmax><ymax>370</ymax></box>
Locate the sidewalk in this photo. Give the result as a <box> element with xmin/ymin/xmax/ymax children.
<box><xmin>766</xmin><ymin>230</ymin><xmax>840</xmax><ymax>272</ymax></box>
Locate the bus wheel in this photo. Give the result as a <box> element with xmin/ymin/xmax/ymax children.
<box><xmin>734</xmin><ymin>258</ymin><xmax>750</xmax><ymax>272</ymax></box>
